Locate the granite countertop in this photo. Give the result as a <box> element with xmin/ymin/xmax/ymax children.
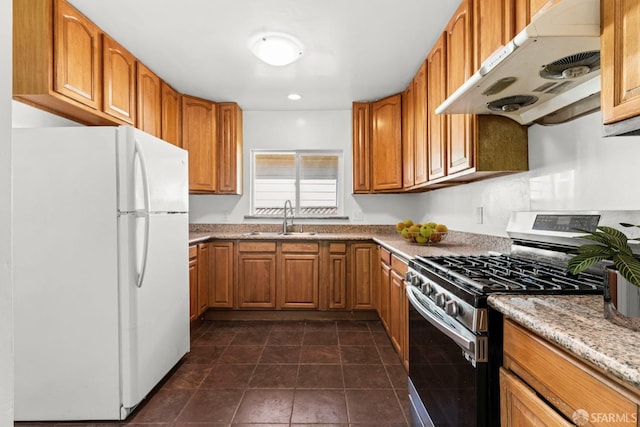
<box><xmin>489</xmin><ymin>295</ymin><xmax>640</xmax><ymax>390</ymax></box>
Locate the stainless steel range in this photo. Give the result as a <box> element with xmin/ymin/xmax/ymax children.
<box><xmin>406</xmin><ymin>210</ymin><xmax>640</xmax><ymax>427</ymax></box>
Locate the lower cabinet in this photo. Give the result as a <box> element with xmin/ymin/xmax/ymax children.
<box><xmin>326</xmin><ymin>242</ymin><xmax>348</xmax><ymax>309</ymax></box>
<box><xmin>501</xmin><ymin>319</ymin><xmax>640</xmax><ymax>427</ymax></box>
<box><xmin>279</xmin><ymin>242</ymin><xmax>319</xmax><ymax>309</ymax></box>
<box><xmin>208</xmin><ymin>241</ymin><xmax>234</xmax><ymax>308</ymax></box>
<box><xmin>237</xmin><ymin>241</ymin><xmax>277</xmax><ymax>308</ymax></box>
<box><xmin>188</xmin><ymin>243</ymin><xmax>210</xmax><ymax>322</ymax></box>
<box><xmin>351</xmin><ymin>242</ymin><xmax>377</xmax><ymax>310</ymax></box>
<box><xmin>188</xmin><ymin>245</ymin><xmax>198</xmax><ymax>322</ymax></box>
<box><xmin>379</xmin><ymin>245</ymin><xmax>409</xmax><ymax>369</ymax></box>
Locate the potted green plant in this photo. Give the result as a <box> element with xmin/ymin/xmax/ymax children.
<box><xmin>568</xmin><ymin>223</ymin><xmax>640</xmax><ymax>330</ymax></box>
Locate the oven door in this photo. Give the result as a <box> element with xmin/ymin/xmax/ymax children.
<box><xmin>406</xmin><ymin>284</ymin><xmax>489</xmax><ymax>427</ymax></box>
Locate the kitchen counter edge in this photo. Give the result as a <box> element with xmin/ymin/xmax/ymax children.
<box><xmin>488</xmin><ymin>294</ymin><xmax>640</xmax><ymax>390</ymax></box>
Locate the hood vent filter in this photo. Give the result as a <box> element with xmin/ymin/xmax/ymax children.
<box><xmin>539</xmin><ymin>51</ymin><xmax>600</xmax><ymax>80</ymax></box>
<box><xmin>487</xmin><ymin>95</ymin><xmax>538</xmax><ymax>112</ymax></box>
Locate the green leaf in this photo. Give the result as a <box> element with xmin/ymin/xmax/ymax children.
<box><xmin>578</xmin><ymin>233</ymin><xmax>612</xmax><ymax>246</ymax></box>
<box><xmin>613</xmin><ymin>254</ymin><xmax>640</xmax><ymax>288</ymax></box>
<box><xmin>568</xmin><ymin>253</ymin><xmax>610</xmax><ymax>275</ymax></box>
<box><xmin>576</xmin><ymin>244</ymin><xmax>615</xmax><ymax>257</ymax></box>
<box><xmin>619</xmin><ymin>223</ymin><xmax>640</xmax><ymax>229</ymax></box>
<box><xmin>595</xmin><ymin>226</ymin><xmax>633</xmax><ymax>255</ymax></box>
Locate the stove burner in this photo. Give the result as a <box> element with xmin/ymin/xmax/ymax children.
<box><xmin>412</xmin><ymin>254</ymin><xmax>603</xmax><ymax>294</ymax></box>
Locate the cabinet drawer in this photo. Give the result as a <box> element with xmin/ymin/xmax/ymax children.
<box><xmin>238</xmin><ymin>241</ymin><xmax>277</xmax><ymax>253</ymax></box>
<box><xmin>503</xmin><ymin>319</ymin><xmax>640</xmax><ymax>425</ymax></box>
<box><xmin>329</xmin><ymin>242</ymin><xmax>347</xmax><ymax>254</ymax></box>
<box><xmin>281</xmin><ymin>242</ymin><xmax>319</xmax><ymax>253</ymax></box>
<box><xmin>391</xmin><ymin>255</ymin><xmax>408</xmax><ymax>275</ymax></box>
<box><xmin>380</xmin><ymin>246</ymin><xmax>391</xmax><ymax>265</ymax></box>
<box><xmin>189</xmin><ymin>245</ymin><xmax>198</xmax><ymax>259</ymax></box>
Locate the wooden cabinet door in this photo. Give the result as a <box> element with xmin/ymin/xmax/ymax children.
<box><xmin>54</xmin><ymin>0</ymin><xmax>102</xmax><ymax>110</ymax></box>
<box><xmin>102</xmin><ymin>34</ymin><xmax>136</xmax><ymax>125</ymax></box>
<box><xmin>237</xmin><ymin>253</ymin><xmax>277</xmax><ymax>308</ymax></box>
<box><xmin>446</xmin><ymin>0</ymin><xmax>475</xmax><ymax>175</ymax></box>
<box><xmin>602</xmin><ymin>0</ymin><xmax>640</xmax><ymax>125</ymax></box>
<box><xmin>327</xmin><ymin>243</ymin><xmax>348</xmax><ymax>310</ymax></box>
<box><xmin>279</xmin><ymin>254</ymin><xmax>320</xmax><ymax>309</ymax></box>
<box><xmin>500</xmin><ymin>368</ymin><xmax>574</xmax><ymax>427</ymax></box>
<box><xmin>379</xmin><ymin>261</ymin><xmax>391</xmax><ymax>333</ymax></box>
<box><xmin>427</xmin><ymin>32</ymin><xmax>448</xmax><ymax>181</ymax></box>
<box><xmin>402</xmin><ymin>83</ymin><xmax>415</xmax><ymax>189</ymax></box>
<box><xmin>209</xmin><ymin>241</ymin><xmax>235</xmax><ymax>308</ymax></box>
<box><xmin>474</xmin><ymin>0</ymin><xmax>515</xmax><ymax>71</ymax></box>
<box><xmin>389</xmin><ymin>269</ymin><xmax>405</xmax><ymax>355</ymax></box>
<box><xmin>196</xmin><ymin>243</ymin><xmax>209</xmax><ymax>316</ymax></box>
<box><xmin>352</xmin><ymin>102</ymin><xmax>371</xmax><ymax>193</ymax></box>
<box><xmin>413</xmin><ymin>61</ymin><xmax>428</xmax><ymax>186</ymax></box>
<box><xmin>351</xmin><ymin>243</ymin><xmax>377</xmax><ymax>310</ymax></box>
<box><xmin>161</xmin><ymin>81</ymin><xmax>182</xmax><ymax>147</ymax></box>
<box><xmin>182</xmin><ymin>95</ymin><xmax>217</xmax><ymax>193</ymax></box>
<box><xmin>514</xmin><ymin>0</ymin><xmax>549</xmax><ymax>34</ymax></box>
<box><xmin>188</xmin><ymin>246</ymin><xmax>198</xmax><ymax>322</ymax></box>
<box><xmin>136</xmin><ymin>62</ymin><xmax>161</xmax><ymax>138</ymax></box>
<box><xmin>371</xmin><ymin>94</ymin><xmax>403</xmax><ymax>191</ymax></box>
<box><xmin>217</xmin><ymin>103</ymin><xmax>243</xmax><ymax>195</ymax></box>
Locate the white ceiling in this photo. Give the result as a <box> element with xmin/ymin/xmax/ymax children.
<box><xmin>68</xmin><ymin>0</ymin><xmax>461</xmax><ymax>111</ymax></box>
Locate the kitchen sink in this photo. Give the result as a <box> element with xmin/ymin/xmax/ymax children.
<box><xmin>243</xmin><ymin>231</ymin><xmax>318</xmax><ymax>236</ymax></box>
<box><xmin>279</xmin><ymin>231</ymin><xmax>318</xmax><ymax>236</ymax></box>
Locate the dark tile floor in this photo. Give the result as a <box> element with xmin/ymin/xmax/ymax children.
<box><xmin>17</xmin><ymin>319</ymin><xmax>410</xmax><ymax>426</ymax></box>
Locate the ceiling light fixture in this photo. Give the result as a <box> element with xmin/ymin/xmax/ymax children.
<box><xmin>249</xmin><ymin>32</ymin><xmax>304</xmax><ymax>66</ymax></box>
<box><xmin>288</xmin><ymin>93</ymin><xmax>301</xmax><ymax>101</ymax></box>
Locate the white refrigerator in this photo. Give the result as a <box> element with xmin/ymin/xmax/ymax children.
<box><xmin>13</xmin><ymin>126</ymin><xmax>190</xmax><ymax>421</ymax></box>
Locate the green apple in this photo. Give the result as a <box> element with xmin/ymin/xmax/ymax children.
<box><xmin>419</xmin><ymin>224</ymin><xmax>433</xmax><ymax>238</ymax></box>
<box><xmin>435</xmin><ymin>224</ymin><xmax>448</xmax><ymax>233</ymax></box>
<box><xmin>415</xmin><ymin>234</ymin><xmax>428</xmax><ymax>244</ymax></box>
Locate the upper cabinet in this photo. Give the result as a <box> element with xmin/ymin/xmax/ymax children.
<box><xmin>601</xmin><ymin>0</ymin><xmax>640</xmax><ymax>127</ymax></box>
<box><xmin>402</xmin><ymin>81</ymin><xmax>415</xmax><ymax>189</ymax></box>
<box><xmin>217</xmin><ymin>103</ymin><xmax>243</xmax><ymax>195</ymax></box>
<box><xmin>413</xmin><ymin>61</ymin><xmax>429</xmax><ymax>187</ymax></box>
<box><xmin>137</xmin><ymin>62</ymin><xmax>162</xmax><ymax>138</ymax></box>
<box><xmin>371</xmin><ymin>94</ymin><xmax>403</xmax><ymax>192</ymax></box>
<box><xmin>514</xmin><ymin>0</ymin><xmax>550</xmax><ymax>34</ymax></box>
<box><xmin>426</xmin><ymin>33</ymin><xmax>448</xmax><ymax>182</ymax></box>
<box><xmin>352</xmin><ymin>102</ymin><xmax>372</xmax><ymax>193</ymax></box>
<box><xmin>102</xmin><ymin>34</ymin><xmax>136</xmax><ymax>125</ymax></box>
<box><xmin>161</xmin><ymin>81</ymin><xmax>182</xmax><ymax>147</ymax></box>
<box><xmin>474</xmin><ymin>0</ymin><xmax>515</xmax><ymax>70</ymax></box>
<box><xmin>182</xmin><ymin>95</ymin><xmax>217</xmax><ymax>193</ymax></box>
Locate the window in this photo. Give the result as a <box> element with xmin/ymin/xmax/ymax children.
<box><xmin>251</xmin><ymin>150</ymin><xmax>343</xmax><ymax>217</ymax></box>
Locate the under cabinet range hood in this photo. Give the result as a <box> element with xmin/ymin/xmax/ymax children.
<box><xmin>436</xmin><ymin>0</ymin><xmax>601</xmax><ymax>125</ymax></box>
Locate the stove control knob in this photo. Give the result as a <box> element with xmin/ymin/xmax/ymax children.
<box><xmin>445</xmin><ymin>300</ymin><xmax>459</xmax><ymax>317</ymax></box>
<box><xmin>411</xmin><ymin>275</ymin><xmax>423</xmax><ymax>287</ymax></box>
<box><xmin>435</xmin><ymin>292</ymin><xmax>447</xmax><ymax>308</ymax></box>
<box><xmin>421</xmin><ymin>282</ymin><xmax>433</xmax><ymax>295</ymax></box>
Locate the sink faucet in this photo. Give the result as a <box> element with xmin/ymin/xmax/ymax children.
<box><xmin>283</xmin><ymin>199</ymin><xmax>294</xmax><ymax>233</ymax></box>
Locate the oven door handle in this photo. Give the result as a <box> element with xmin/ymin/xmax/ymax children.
<box><xmin>406</xmin><ymin>284</ymin><xmax>477</xmax><ymax>360</ymax></box>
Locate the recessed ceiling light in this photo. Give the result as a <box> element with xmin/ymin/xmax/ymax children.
<box><xmin>249</xmin><ymin>32</ymin><xmax>304</xmax><ymax>66</ymax></box>
<box><xmin>288</xmin><ymin>93</ymin><xmax>302</xmax><ymax>101</ymax></box>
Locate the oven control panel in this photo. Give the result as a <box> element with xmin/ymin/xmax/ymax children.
<box><xmin>532</xmin><ymin>214</ymin><xmax>600</xmax><ymax>232</ymax></box>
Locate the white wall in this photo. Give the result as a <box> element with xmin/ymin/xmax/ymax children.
<box><xmin>189</xmin><ymin>110</ymin><xmax>425</xmax><ymax>224</ymax></box>
<box><xmin>1</xmin><ymin>0</ymin><xmax>13</xmax><ymax>423</ymax></box>
<box><xmin>419</xmin><ymin>111</ymin><xmax>640</xmax><ymax>236</ymax></box>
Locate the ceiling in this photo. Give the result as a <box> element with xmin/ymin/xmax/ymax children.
<box><xmin>68</xmin><ymin>0</ymin><xmax>461</xmax><ymax>111</ymax></box>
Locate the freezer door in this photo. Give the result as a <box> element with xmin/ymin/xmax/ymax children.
<box><xmin>117</xmin><ymin>126</ymin><xmax>188</xmax><ymax>214</ymax></box>
<box><xmin>118</xmin><ymin>211</ymin><xmax>190</xmax><ymax>415</ymax></box>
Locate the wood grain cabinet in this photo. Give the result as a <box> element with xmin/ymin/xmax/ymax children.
<box><xmin>325</xmin><ymin>242</ymin><xmax>348</xmax><ymax>309</ymax></box>
<box><xmin>161</xmin><ymin>81</ymin><xmax>182</xmax><ymax>147</ymax></box>
<box><xmin>601</xmin><ymin>0</ymin><xmax>640</xmax><ymax>126</ymax></box>
<box><xmin>237</xmin><ymin>241</ymin><xmax>277</xmax><ymax>309</ymax></box>
<box><xmin>188</xmin><ymin>245</ymin><xmax>199</xmax><ymax>322</ymax></box>
<box><xmin>378</xmin><ymin>247</ymin><xmax>392</xmax><ymax>333</ymax></box>
<box><xmin>136</xmin><ymin>62</ymin><xmax>162</xmax><ymax>138</ymax></box>
<box><xmin>514</xmin><ymin>0</ymin><xmax>550</xmax><ymax>34</ymax></box>
<box><xmin>208</xmin><ymin>241</ymin><xmax>234</xmax><ymax>309</ymax></box>
<box><xmin>182</xmin><ymin>94</ymin><xmax>217</xmax><ymax>193</ymax></box>
<box><xmin>13</xmin><ymin>0</ymin><xmax>117</xmax><ymax>125</ymax></box>
<box><xmin>350</xmin><ymin>242</ymin><xmax>377</xmax><ymax>310</ymax></box>
<box><xmin>501</xmin><ymin>319</ymin><xmax>640</xmax><ymax>426</ymax></box>
<box><xmin>196</xmin><ymin>243</ymin><xmax>210</xmax><ymax>316</ymax></box>
<box><xmin>102</xmin><ymin>34</ymin><xmax>136</xmax><ymax>125</ymax></box>
<box><xmin>279</xmin><ymin>242</ymin><xmax>320</xmax><ymax>309</ymax></box>
<box><xmin>371</xmin><ymin>94</ymin><xmax>403</xmax><ymax>192</ymax></box>
<box><xmin>413</xmin><ymin>61</ymin><xmax>429</xmax><ymax>187</ymax></box>
<box><xmin>352</xmin><ymin>102</ymin><xmax>372</xmax><ymax>193</ymax></box>
<box><xmin>426</xmin><ymin>32</ymin><xmax>448</xmax><ymax>182</ymax></box>
<box><xmin>378</xmin><ymin>246</ymin><xmax>408</xmax><ymax>369</ymax></box>
<box><xmin>474</xmin><ymin>0</ymin><xmax>515</xmax><ymax>71</ymax></box>
<box><xmin>217</xmin><ymin>103</ymin><xmax>243</xmax><ymax>195</ymax></box>
<box><xmin>402</xmin><ymin>81</ymin><xmax>416</xmax><ymax>189</ymax></box>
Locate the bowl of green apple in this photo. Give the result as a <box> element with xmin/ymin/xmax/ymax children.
<box><xmin>396</xmin><ymin>220</ymin><xmax>448</xmax><ymax>245</ymax></box>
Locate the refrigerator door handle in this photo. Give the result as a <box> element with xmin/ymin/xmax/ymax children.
<box><xmin>134</xmin><ymin>139</ymin><xmax>151</xmax><ymax>288</ymax></box>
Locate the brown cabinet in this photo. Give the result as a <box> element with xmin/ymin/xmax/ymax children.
<box><xmin>196</xmin><ymin>243</ymin><xmax>210</xmax><ymax>316</ymax></box>
<box><xmin>161</xmin><ymin>81</ymin><xmax>182</xmax><ymax>147</ymax></box>
<box><xmin>350</xmin><ymin>242</ymin><xmax>377</xmax><ymax>310</ymax></box>
<box><xmin>237</xmin><ymin>241</ymin><xmax>277</xmax><ymax>308</ymax></box>
<box><xmin>426</xmin><ymin>32</ymin><xmax>448</xmax><ymax>182</ymax></box>
<box><xmin>217</xmin><ymin>103</ymin><xmax>243</xmax><ymax>195</ymax></box>
<box><xmin>352</xmin><ymin>102</ymin><xmax>372</xmax><ymax>193</ymax></box>
<box><xmin>188</xmin><ymin>245</ymin><xmax>198</xmax><ymax>322</ymax></box>
<box><xmin>378</xmin><ymin>246</ymin><xmax>408</xmax><ymax>369</ymax></box>
<box><xmin>209</xmin><ymin>241</ymin><xmax>234</xmax><ymax>309</ymax></box>
<box><xmin>446</xmin><ymin>0</ymin><xmax>475</xmax><ymax>176</ymax></box>
<box><xmin>601</xmin><ymin>0</ymin><xmax>640</xmax><ymax>126</ymax></box>
<box><xmin>279</xmin><ymin>242</ymin><xmax>320</xmax><ymax>309</ymax></box>
<box><xmin>136</xmin><ymin>62</ymin><xmax>162</xmax><ymax>138</ymax></box>
<box><xmin>474</xmin><ymin>0</ymin><xmax>515</xmax><ymax>71</ymax></box>
<box><xmin>182</xmin><ymin>95</ymin><xmax>217</xmax><ymax>193</ymax></box>
<box><xmin>514</xmin><ymin>0</ymin><xmax>550</xmax><ymax>34</ymax></box>
<box><xmin>102</xmin><ymin>34</ymin><xmax>136</xmax><ymax>125</ymax></box>
<box><xmin>402</xmin><ymin>82</ymin><xmax>415</xmax><ymax>189</ymax></box>
<box><xmin>326</xmin><ymin>242</ymin><xmax>348</xmax><ymax>309</ymax></box>
<box><xmin>371</xmin><ymin>94</ymin><xmax>403</xmax><ymax>191</ymax></box>
<box><xmin>413</xmin><ymin>61</ymin><xmax>429</xmax><ymax>187</ymax></box>
<box><xmin>378</xmin><ymin>247</ymin><xmax>392</xmax><ymax>333</ymax></box>
<box><xmin>501</xmin><ymin>319</ymin><xmax>640</xmax><ymax>426</ymax></box>
<box><xmin>13</xmin><ymin>0</ymin><xmax>117</xmax><ymax>125</ymax></box>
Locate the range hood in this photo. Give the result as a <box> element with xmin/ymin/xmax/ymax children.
<box><xmin>436</xmin><ymin>0</ymin><xmax>601</xmax><ymax>125</ymax></box>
